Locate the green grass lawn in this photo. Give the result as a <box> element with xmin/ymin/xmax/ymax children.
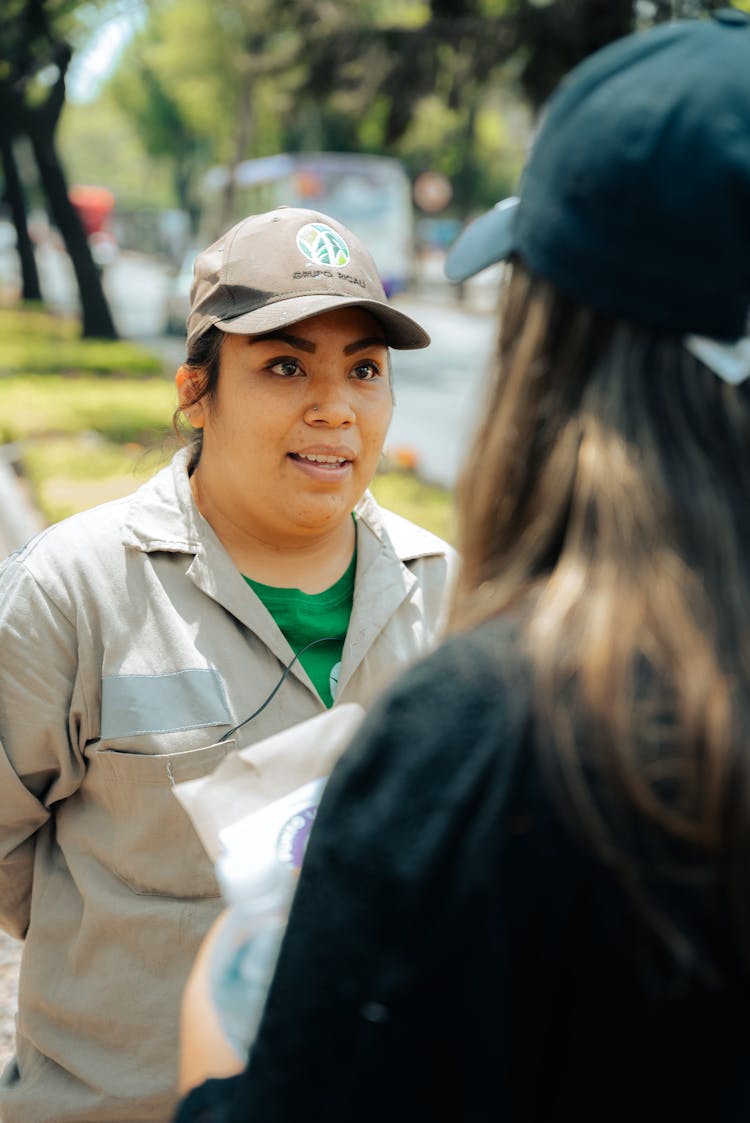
<box><xmin>0</xmin><ymin>305</ymin><xmax>163</xmax><ymax>377</ymax></box>
<box><xmin>370</xmin><ymin>466</ymin><xmax>456</xmax><ymax>543</ymax></box>
<box><xmin>0</xmin><ymin>374</ymin><xmax>176</xmax><ymax>446</ymax></box>
<box><xmin>1</xmin><ymin>303</ymin><xmax>456</xmax><ymax>539</ymax></box>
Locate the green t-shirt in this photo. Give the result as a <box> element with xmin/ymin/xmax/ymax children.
<box><xmin>243</xmin><ymin>548</ymin><xmax>356</xmax><ymax>708</ymax></box>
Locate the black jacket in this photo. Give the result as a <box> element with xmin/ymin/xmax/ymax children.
<box><xmin>175</xmin><ymin>615</ymin><xmax>750</xmax><ymax>1122</ymax></box>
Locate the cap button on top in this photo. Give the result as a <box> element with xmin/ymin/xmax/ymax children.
<box><xmin>712</xmin><ymin>7</ymin><xmax>750</xmax><ymax>26</ymax></box>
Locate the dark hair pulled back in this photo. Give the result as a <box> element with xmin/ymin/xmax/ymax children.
<box><xmin>172</xmin><ymin>327</ymin><xmax>224</xmax><ymax>473</ymax></box>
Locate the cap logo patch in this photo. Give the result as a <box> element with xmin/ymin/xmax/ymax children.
<box><xmin>296</xmin><ymin>223</ymin><xmax>350</xmax><ymax>268</ymax></box>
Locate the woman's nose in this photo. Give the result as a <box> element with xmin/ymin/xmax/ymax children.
<box><xmin>304</xmin><ymin>398</ymin><xmax>356</xmax><ymax>426</ymax></box>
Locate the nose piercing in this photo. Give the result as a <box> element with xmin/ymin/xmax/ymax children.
<box><xmin>312</xmin><ymin>405</ymin><xmax>318</xmax><ymax>412</ymax></box>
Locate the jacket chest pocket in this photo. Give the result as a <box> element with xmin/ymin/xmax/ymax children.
<box><xmin>83</xmin><ymin>741</ymin><xmax>229</xmax><ymax>899</ymax></box>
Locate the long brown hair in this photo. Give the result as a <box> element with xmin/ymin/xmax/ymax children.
<box><xmin>451</xmin><ymin>259</ymin><xmax>750</xmax><ymax>969</ymax></box>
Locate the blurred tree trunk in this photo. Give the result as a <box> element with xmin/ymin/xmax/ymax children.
<box><xmin>218</xmin><ymin>71</ymin><xmax>254</xmax><ymax>234</ymax></box>
<box><xmin>0</xmin><ymin>129</ymin><xmax>42</xmax><ymax>302</ymax></box>
<box><xmin>23</xmin><ymin>46</ymin><xmax>118</xmax><ymax>339</ymax></box>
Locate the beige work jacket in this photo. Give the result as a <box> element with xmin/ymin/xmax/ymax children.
<box><xmin>0</xmin><ymin>448</ymin><xmax>456</xmax><ymax>1123</ymax></box>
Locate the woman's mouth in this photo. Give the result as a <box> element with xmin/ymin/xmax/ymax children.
<box><xmin>291</xmin><ymin>453</ymin><xmax>350</xmax><ymax>467</ymax></box>
<box><xmin>289</xmin><ymin>452</ymin><xmax>353</xmax><ymax>479</ymax></box>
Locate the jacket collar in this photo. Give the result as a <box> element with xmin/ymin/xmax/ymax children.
<box><xmin>121</xmin><ymin>447</ymin><xmax>203</xmax><ymax>553</ymax></box>
<box><xmin>120</xmin><ymin>448</ymin><xmax>450</xmax><ymax>701</ymax></box>
<box><xmin>352</xmin><ymin>489</ymin><xmax>450</xmax><ymax>562</ymax></box>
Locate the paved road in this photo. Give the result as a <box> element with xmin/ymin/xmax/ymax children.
<box><xmin>386</xmin><ymin>293</ymin><xmax>496</xmax><ymax>487</ymax></box>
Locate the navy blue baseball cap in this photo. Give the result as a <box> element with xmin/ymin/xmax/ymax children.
<box><xmin>446</xmin><ymin>9</ymin><xmax>750</xmax><ymax>346</ymax></box>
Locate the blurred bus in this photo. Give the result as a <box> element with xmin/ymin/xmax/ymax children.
<box><xmin>198</xmin><ymin>152</ymin><xmax>417</xmax><ymax>296</ymax></box>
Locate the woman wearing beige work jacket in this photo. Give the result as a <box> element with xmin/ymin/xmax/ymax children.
<box><xmin>0</xmin><ymin>208</ymin><xmax>456</xmax><ymax>1123</ymax></box>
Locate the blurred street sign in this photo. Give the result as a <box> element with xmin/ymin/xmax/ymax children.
<box><xmin>413</xmin><ymin>171</ymin><xmax>453</xmax><ymax>213</ymax></box>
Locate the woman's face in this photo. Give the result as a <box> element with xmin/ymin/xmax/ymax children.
<box><xmin>188</xmin><ymin>306</ymin><xmax>393</xmax><ymax>547</ymax></box>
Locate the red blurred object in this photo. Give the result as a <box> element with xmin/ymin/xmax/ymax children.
<box><xmin>69</xmin><ymin>185</ymin><xmax>115</xmax><ymax>237</ymax></box>
<box><xmin>390</xmin><ymin>446</ymin><xmax>420</xmax><ymax>472</ymax></box>
<box><xmin>293</xmin><ymin>170</ymin><xmax>323</xmax><ymax>199</ymax></box>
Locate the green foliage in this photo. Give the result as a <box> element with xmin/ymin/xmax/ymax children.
<box><xmin>59</xmin><ymin>90</ymin><xmax>177</xmax><ymax>210</ymax></box>
<box><xmin>0</xmin><ymin>373</ymin><xmax>174</xmax><ymax>444</ymax></box>
<box><xmin>107</xmin><ymin>0</ymin><xmax>303</xmax><ymax>213</ymax></box>
<box><xmin>8</xmin><ymin>0</ymin><xmax>746</xmax><ymax>232</ymax></box>
<box><xmin>0</xmin><ymin>307</ymin><xmax>163</xmax><ymax>376</ymax></box>
<box><xmin>22</xmin><ymin>435</ymin><xmax>174</xmax><ymax>523</ymax></box>
<box><xmin>100</xmin><ymin>0</ymin><xmax>531</xmax><ymax>220</ymax></box>
<box><xmin>393</xmin><ymin>86</ymin><xmax>526</xmax><ymax>210</ymax></box>
<box><xmin>370</xmin><ymin>467</ymin><xmax>455</xmax><ymax>543</ymax></box>
<box><xmin>22</xmin><ymin>433</ymin><xmax>166</xmax><ymax>483</ymax></box>
<box><xmin>0</xmin><ymin>302</ymin><xmax>175</xmax><ymax>518</ymax></box>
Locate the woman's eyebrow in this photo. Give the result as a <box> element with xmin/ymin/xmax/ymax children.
<box><xmin>344</xmin><ymin>336</ymin><xmax>387</xmax><ymax>355</ymax></box>
<box><xmin>249</xmin><ymin>331</ymin><xmax>315</xmax><ymax>352</ymax></box>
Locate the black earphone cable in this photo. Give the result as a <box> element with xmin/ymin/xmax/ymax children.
<box><xmin>217</xmin><ymin>634</ymin><xmax>345</xmax><ymax>744</ymax></box>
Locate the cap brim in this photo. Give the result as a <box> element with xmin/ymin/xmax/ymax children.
<box><xmin>445</xmin><ymin>196</ymin><xmax>520</xmax><ymax>282</ymax></box>
<box><xmin>214</xmin><ymin>293</ymin><xmax>430</xmax><ymax>350</ymax></box>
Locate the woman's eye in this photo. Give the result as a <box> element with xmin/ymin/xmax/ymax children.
<box><xmin>351</xmin><ymin>361</ymin><xmax>381</xmax><ymax>381</ymax></box>
<box><xmin>268</xmin><ymin>358</ymin><xmax>303</xmax><ymax>378</ymax></box>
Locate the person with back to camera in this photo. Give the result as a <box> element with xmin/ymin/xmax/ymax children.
<box><xmin>173</xmin><ymin>11</ymin><xmax>750</xmax><ymax>1123</ymax></box>
<box><xmin>0</xmin><ymin>207</ymin><xmax>456</xmax><ymax>1122</ymax></box>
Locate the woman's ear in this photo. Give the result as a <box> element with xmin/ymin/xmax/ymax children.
<box><xmin>175</xmin><ymin>364</ymin><xmax>206</xmax><ymax>428</ymax></box>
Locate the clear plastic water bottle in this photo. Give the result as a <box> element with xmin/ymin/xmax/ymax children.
<box><xmin>209</xmin><ymin>834</ymin><xmax>296</xmax><ymax>1059</ymax></box>
<box><xmin>208</xmin><ymin>779</ymin><xmax>326</xmax><ymax>1059</ymax></box>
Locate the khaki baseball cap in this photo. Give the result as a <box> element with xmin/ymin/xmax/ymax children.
<box><xmin>186</xmin><ymin>207</ymin><xmax>430</xmax><ymax>351</ymax></box>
